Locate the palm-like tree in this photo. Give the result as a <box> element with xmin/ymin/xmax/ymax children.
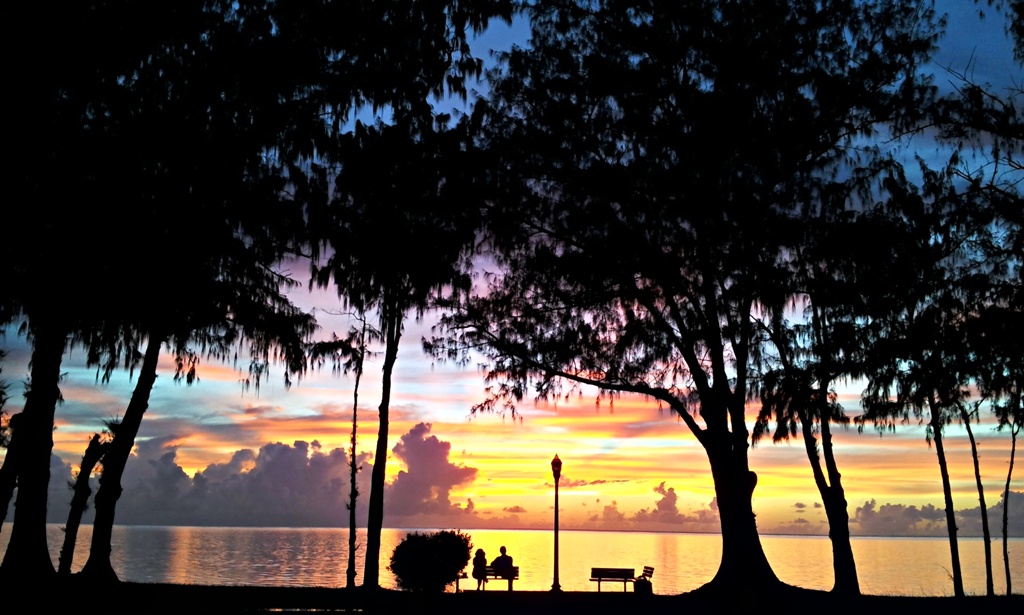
<box><xmin>311</xmin><ymin>116</ymin><xmax>487</xmax><ymax>587</ymax></box>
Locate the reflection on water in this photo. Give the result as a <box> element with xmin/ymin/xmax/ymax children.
<box><xmin>4</xmin><ymin>524</ymin><xmax>1021</xmax><ymax>596</ymax></box>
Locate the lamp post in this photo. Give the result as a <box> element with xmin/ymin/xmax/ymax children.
<box><xmin>551</xmin><ymin>454</ymin><xmax>562</xmax><ymax>592</ymax></box>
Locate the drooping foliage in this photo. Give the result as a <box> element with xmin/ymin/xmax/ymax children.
<box><xmin>302</xmin><ymin>0</ymin><xmax>513</xmax><ymax>587</ymax></box>
<box><xmin>434</xmin><ymin>0</ymin><xmax>942</xmax><ymax>594</ymax></box>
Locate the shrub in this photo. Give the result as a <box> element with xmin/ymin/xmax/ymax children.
<box><xmin>389</xmin><ymin>529</ymin><xmax>472</xmax><ymax>592</ymax></box>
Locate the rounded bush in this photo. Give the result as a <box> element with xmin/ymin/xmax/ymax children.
<box><xmin>389</xmin><ymin>530</ymin><xmax>472</xmax><ymax>592</ymax></box>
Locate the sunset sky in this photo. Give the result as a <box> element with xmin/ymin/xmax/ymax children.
<box><xmin>2</xmin><ymin>1</ymin><xmax>1021</xmax><ymax>538</ymax></box>
<box><xmin>2</xmin><ymin>280</ymin><xmax>1021</xmax><ymax>537</ymax></box>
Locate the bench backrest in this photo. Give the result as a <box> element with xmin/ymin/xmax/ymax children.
<box><xmin>485</xmin><ymin>565</ymin><xmax>519</xmax><ymax>578</ymax></box>
<box><xmin>641</xmin><ymin>566</ymin><xmax>655</xmax><ymax>579</ymax></box>
<box><xmin>591</xmin><ymin>567</ymin><xmax>634</xmax><ymax>579</ymax></box>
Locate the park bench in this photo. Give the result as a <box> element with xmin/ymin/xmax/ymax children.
<box><xmin>590</xmin><ymin>567</ymin><xmax>634</xmax><ymax>591</ymax></box>
<box><xmin>457</xmin><ymin>565</ymin><xmax>520</xmax><ymax>591</ymax></box>
<box><xmin>590</xmin><ymin>565</ymin><xmax>655</xmax><ymax>592</ymax></box>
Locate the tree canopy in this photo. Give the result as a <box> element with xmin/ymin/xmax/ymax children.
<box><xmin>434</xmin><ymin>0</ymin><xmax>944</xmax><ymax>593</ymax></box>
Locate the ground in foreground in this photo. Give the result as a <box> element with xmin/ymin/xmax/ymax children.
<box><xmin>51</xmin><ymin>581</ymin><xmax>1022</xmax><ymax>613</ymax></box>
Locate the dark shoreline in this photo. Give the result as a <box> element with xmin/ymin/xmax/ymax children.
<box><xmin>49</xmin><ymin>581</ymin><xmax>1023</xmax><ymax>614</ymax></box>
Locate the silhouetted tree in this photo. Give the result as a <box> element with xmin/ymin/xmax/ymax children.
<box><xmin>310</xmin><ymin>313</ymin><xmax>378</xmax><ymax>588</ymax></box>
<box><xmin>78</xmin><ymin>256</ymin><xmax>313</xmax><ymax>582</ymax></box>
<box><xmin>58</xmin><ymin>429</ymin><xmax>110</xmax><ymax>575</ymax></box>
<box><xmin>310</xmin><ymin>114</ymin><xmax>495</xmax><ymax>588</ymax></box>
<box><xmin>3</xmin><ymin>0</ymin><xmax>317</xmax><ymax>578</ymax></box>
<box><xmin>297</xmin><ymin>0</ymin><xmax>513</xmax><ymax>587</ymax></box>
<box><xmin>434</xmin><ymin>0</ymin><xmax>941</xmax><ymax>594</ymax></box>
<box><xmin>0</xmin><ymin>351</ymin><xmax>13</xmax><ymax>532</ymax></box>
<box><xmin>926</xmin><ymin>1</ymin><xmax>1023</xmax><ymax>593</ymax></box>
<box><xmin>856</xmin><ymin>151</ymin><xmax>1012</xmax><ymax>597</ymax></box>
<box><xmin>0</xmin><ymin>349</ymin><xmax>7</xmax><ymax>447</ymax></box>
<box><xmin>5</xmin><ymin>0</ymin><xmax>511</xmax><ymax>580</ymax></box>
<box><xmin>753</xmin><ymin>210</ymin><xmax>877</xmax><ymax>596</ymax></box>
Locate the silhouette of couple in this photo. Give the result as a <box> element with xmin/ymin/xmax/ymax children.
<box><xmin>472</xmin><ymin>546</ymin><xmax>514</xmax><ymax>590</ymax></box>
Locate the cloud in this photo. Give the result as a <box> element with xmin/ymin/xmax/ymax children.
<box><xmin>602</xmin><ymin>501</ymin><xmax>625</xmax><ymax>523</ymax></box>
<box><xmin>503</xmin><ymin>506</ymin><xmax>527</xmax><ymax>514</ymax></box>
<box><xmin>116</xmin><ymin>436</ymin><xmax>366</xmax><ymax>527</ymax></box>
<box><xmin>955</xmin><ymin>490</ymin><xmax>1024</xmax><ymax>538</ymax></box>
<box><xmin>384</xmin><ymin>422</ymin><xmax>478</xmax><ymax>519</ymax></box>
<box><xmin>794</xmin><ymin>502</ymin><xmax>807</xmax><ymax>509</ymax></box>
<box><xmin>573</xmin><ymin>483</ymin><xmax>721</xmax><ymax>532</ymax></box>
<box><xmin>632</xmin><ymin>482</ymin><xmax>687</xmax><ymax>525</ymax></box>
<box><xmin>550</xmin><ymin>477</ymin><xmax>630</xmax><ymax>488</ymax></box>
<box><xmin>851</xmin><ymin>499</ymin><xmax>947</xmax><ymax>536</ymax></box>
<box><xmin>45</xmin><ymin>454</ymin><xmax>84</xmax><ymax>523</ymax></box>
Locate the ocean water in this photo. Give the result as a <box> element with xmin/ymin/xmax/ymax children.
<box><xmin>5</xmin><ymin>524</ymin><xmax>1021</xmax><ymax>596</ymax></box>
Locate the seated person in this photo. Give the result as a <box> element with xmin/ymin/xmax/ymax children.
<box><xmin>491</xmin><ymin>546</ymin><xmax>514</xmax><ymax>579</ymax></box>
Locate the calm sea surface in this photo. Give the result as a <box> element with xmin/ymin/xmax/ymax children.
<box><xmin>5</xmin><ymin>524</ymin><xmax>1021</xmax><ymax>596</ymax></box>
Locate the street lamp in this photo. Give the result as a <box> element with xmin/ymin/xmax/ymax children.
<box><xmin>551</xmin><ymin>454</ymin><xmax>562</xmax><ymax>592</ymax></box>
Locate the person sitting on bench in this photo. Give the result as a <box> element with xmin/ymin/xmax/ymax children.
<box><xmin>491</xmin><ymin>546</ymin><xmax>514</xmax><ymax>580</ymax></box>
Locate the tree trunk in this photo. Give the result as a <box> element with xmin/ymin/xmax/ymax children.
<box><xmin>703</xmin><ymin>430</ymin><xmax>780</xmax><ymax>593</ymax></box>
<box><xmin>930</xmin><ymin>408</ymin><xmax>964</xmax><ymax>597</ymax></box>
<box><xmin>81</xmin><ymin>332</ymin><xmax>164</xmax><ymax>581</ymax></box>
<box><xmin>960</xmin><ymin>406</ymin><xmax>993</xmax><ymax>595</ymax></box>
<box><xmin>808</xmin><ymin>413</ymin><xmax>860</xmax><ymax>595</ymax></box>
<box><xmin>0</xmin><ymin>414</ymin><xmax>25</xmax><ymax>532</ymax></box>
<box><xmin>0</xmin><ymin>321</ymin><xmax>66</xmax><ymax>579</ymax></box>
<box><xmin>363</xmin><ymin>303</ymin><xmax>402</xmax><ymax>589</ymax></box>
<box><xmin>347</xmin><ymin>319</ymin><xmax>368</xmax><ymax>589</ymax></box>
<box><xmin>1003</xmin><ymin>422</ymin><xmax>1018</xmax><ymax>595</ymax></box>
<box><xmin>58</xmin><ymin>433</ymin><xmax>107</xmax><ymax>575</ymax></box>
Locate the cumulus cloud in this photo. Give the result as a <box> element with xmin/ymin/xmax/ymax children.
<box><xmin>588</xmin><ymin>500</ymin><xmax>626</xmax><ymax>526</ymax></box>
<box><xmin>116</xmin><ymin>436</ymin><xmax>365</xmax><ymax>527</ymax></box>
<box><xmin>633</xmin><ymin>482</ymin><xmax>687</xmax><ymax>525</ymax></box>
<box><xmin>956</xmin><ymin>490</ymin><xmax>1024</xmax><ymax>538</ymax></box>
<box><xmin>10</xmin><ymin>423</ymin><xmax>484</xmax><ymax>529</ymax></box>
<box><xmin>45</xmin><ymin>454</ymin><xmax>84</xmax><ymax>523</ymax></box>
<box><xmin>637</xmin><ymin>488</ymin><xmax>720</xmax><ymax>532</ymax></box>
<box><xmin>851</xmin><ymin>499</ymin><xmax>947</xmax><ymax>536</ymax></box>
<box><xmin>385</xmin><ymin>422</ymin><xmax>477</xmax><ymax>519</ymax></box>
<box><xmin>503</xmin><ymin>506</ymin><xmax>527</xmax><ymax>514</ymax></box>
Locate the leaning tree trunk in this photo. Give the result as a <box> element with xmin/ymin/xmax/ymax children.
<box><xmin>0</xmin><ymin>321</ymin><xmax>67</xmax><ymax>580</ymax></box>
<box><xmin>58</xmin><ymin>433</ymin><xmax>108</xmax><ymax>575</ymax></box>
<box><xmin>1003</xmin><ymin>421</ymin><xmax>1018</xmax><ymax>595</ymax></box>
<box><xmin>81</xmin><ymin>332</ymin><xmax>164</xmax><ymax>581</ymax></box>
<box><xmin>363</xmin><ymin>304</ymin><xmax>402</xmax><ymax>589</ymax></box>
<box><xmin>960</xmin><ymin>405</ymin><xmax>993</xmax><ymax>595</ymax></box>
<box><xmin>804</xmin><ymin>409</ymin><xmax>860</xmax><ymax>595</ymax></box>
<box><xmin>930</xmin><ymin>407</ymin><xmax>964</xmax><ymax>597</ymax></box>
<box><xmin>0</xmin><ymin>414</ymin><xmax>25</xmax><ymax>532</ymax></box>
